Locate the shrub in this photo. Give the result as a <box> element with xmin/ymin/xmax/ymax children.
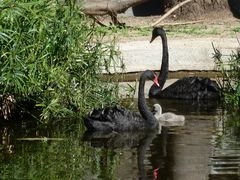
<box><xmin>0</xmin><ymin>0</ymin><xmax>122</xmax><ymax>123</ymax></box>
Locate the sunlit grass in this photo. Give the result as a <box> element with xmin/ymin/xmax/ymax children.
<box><xmin>232</xmin><ymin>26</ymin><xmax>240</xmax><ymax>32</ymax></box>
<box><xmin>95</xmin><ymin>23</ymin><xmax>239</xmax><ymax>39</ymax></box>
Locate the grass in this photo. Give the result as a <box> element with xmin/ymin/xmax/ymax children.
<box><xmin>232</xmin><ymin>26</ymin><xmax>240</xmax><ymax>32</ymax></box>
<box><xmin>95</xmin><ymin>23</ymin><xmax>239</xmax><ymax>40</ymax></box>
<box><xmin>167</xmin><ymin>25</ymin><xmax>221</xmax><ymax>36</ymax></box>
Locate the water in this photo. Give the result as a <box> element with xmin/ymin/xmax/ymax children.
<box><xmin>0</xmin><ymin>99</ymin><xmax>240</xmax><ymax>180</ymax></box>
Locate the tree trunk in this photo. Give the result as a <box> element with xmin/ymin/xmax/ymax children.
<box><xmin>81</xmin><ymin>0</ymin><xmax>150</xmax><ymax>15</ymax></box>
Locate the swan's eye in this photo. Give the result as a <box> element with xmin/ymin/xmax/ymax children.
<box><xmin>153</xmin><ymin>75</ymin><xmax>160</xmax><ymax>87</ymax></box>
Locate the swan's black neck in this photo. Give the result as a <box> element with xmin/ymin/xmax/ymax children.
<box><xmin>138</xmin><ymin>71</ymin><xmax>157</xmax><ymax>128</ymax></box>
<box><xmin>158</xmin><ymin>30</ymin><xmax>169</xmax><ymax>90</ymax></box>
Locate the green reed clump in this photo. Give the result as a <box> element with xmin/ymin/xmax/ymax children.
<box><xmin>0</xmin><ymin>0</ymin><xmax>122</xmax><ymax>123</ymax></box>
<box><xmin>213</xmin><ymin>42</ymin><xmax>240</xmax><ymax>108</ymax></box>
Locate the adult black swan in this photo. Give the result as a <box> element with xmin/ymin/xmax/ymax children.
<box><xmin>84</xmin><ymin>70</ymin><xmax>161</xmax><ymax>132</ymax></box>
<box><xmin>148</xmin><ymin>27</ymin><xmax>220</xmax><ymax>100</ymax></box>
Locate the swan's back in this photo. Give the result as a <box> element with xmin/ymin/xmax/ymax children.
<box><xmin>84</xmin><ymin>105</ymin><xmax>147</xmax><ymax>132</ymax></box>
<box><xmin>158</xmin><ymin>112</ymin><xmax>185</xmax><ymax>127</ymax></box>
<box><xmin>152</xmin><ymin>103</ymin><xmax>185</xmax><ymax>126</ymax></box>
<box><xmin>159</xmin><ymin>112</ymin><xmax>185</xmax><ymax>122</ymax></box>
<box><xmin>160</xmin><ymin>77</ymin><xmax>220</xmax><ymax>100</ymax></box>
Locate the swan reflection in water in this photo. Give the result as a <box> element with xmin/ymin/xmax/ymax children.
<box><xmin>83</xmin><ymin>121</ymin><xmax>184</xmax><ymax>180</ymax></box>
<box><xmin>83</xmin><ymin>129</ymin><xmax>159</xmax><ymax>179</ymax></box>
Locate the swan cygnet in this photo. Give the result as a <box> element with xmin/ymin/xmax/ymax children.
<box><xmin>153</xmin><ymin>104</ymin><xmax>185</xmax><ymax>126</ymax></box>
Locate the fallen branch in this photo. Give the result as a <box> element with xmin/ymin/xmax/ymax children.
<box><xmin>17</xmin><ymin>137</ymin><xmax>65</xmax><ymax>141</ymax></box>
<box><xmin>151</xmin><ymin>0</ymin><xmax>194</xmax><ymax>27</ymax></box>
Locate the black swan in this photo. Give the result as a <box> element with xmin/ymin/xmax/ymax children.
<box><xmin>84</xmin><ymin>70</ymin><xmax>161</xmax><ymax>132</ymax></box>
<box><xmin>148</xmin><ymin>27</ymin><xmax>220</xmax><ymax>100</ymax></box>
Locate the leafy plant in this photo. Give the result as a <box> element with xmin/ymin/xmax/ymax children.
<box><xmin>0</xmin><ymin>0</ymin><xmax>122</xmax><ymax>123</ymax></box>
<box><xmin>213</xmin><ymin>42</ymin><xmax>240</xmax><ymax>108</ymax></box>
<box><xmin>232</xmin><ymin>26</ymin><xmax>240</xmax><ymax>33</ymax></box>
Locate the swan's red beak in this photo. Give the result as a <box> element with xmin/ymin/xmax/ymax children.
<box><xmin>153</xmin><ymin>74</ymin><xmax>160</xmax><ymax>87</ymax></box>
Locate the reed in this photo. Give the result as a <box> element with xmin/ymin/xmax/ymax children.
<box><xmin>213</xmin><ymin>42</ymin><xmax>240</xmax><ymax>108</ymax></box>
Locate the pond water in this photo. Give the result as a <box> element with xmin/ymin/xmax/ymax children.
<box><xmin>0</xmin><ymin>98</ymin><xmax>240</xmax><ymax>180</ymax></box>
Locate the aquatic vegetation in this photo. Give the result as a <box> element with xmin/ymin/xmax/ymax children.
<box><xmin>213</xmin><ymin>42</ymin><xmax>240</xmax><ymax>108</ymax></box>
<box><xmin>0</xmin><ymin>131</ymin><xmax>120</xmax><ymax>179</ymax></box>
<box><xmin>0</xmin><ymin>0</ymin><xmax>122</xmax><ymax>123</ymax></box>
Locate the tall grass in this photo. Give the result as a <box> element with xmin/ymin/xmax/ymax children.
<box><xmin>0</xmin><ymin>0</ymin><xmax>122</xmax><ymax>123</ymax></box>
<box><xmin>213</xmin><ymin>42</ymin><xmax>240</xmax><ymax>108</ymax></box>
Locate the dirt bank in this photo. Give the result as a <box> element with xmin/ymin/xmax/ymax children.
<box><xmin>166</xmin><ymin>0</ymin><xmax>229</xmax><ymax>21</ymax></box>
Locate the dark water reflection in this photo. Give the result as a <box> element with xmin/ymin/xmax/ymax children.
<box><xmin>0</xmin><ymin>99</ymin><xmax>240</xmax><ymax>179</ymax></box>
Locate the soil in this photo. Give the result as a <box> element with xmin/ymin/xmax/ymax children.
<box><xmin>98</xmin><ymin>2</ymin><xmax>240</xmax><ymax>41</ymax></box>
<box><xmin>167</xmin><ymin>0</ymin><xmax>229</xmax><ymax>21</ymax></box>
<box><xmin>115</xmin><ymin>13</ymin><xmax>239</xmax><ymax>43</ymax></box>
<box><xmin>119</xmin><ymin>9</ymin><xmax>236</xmax><ymax>26</ymax></box>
